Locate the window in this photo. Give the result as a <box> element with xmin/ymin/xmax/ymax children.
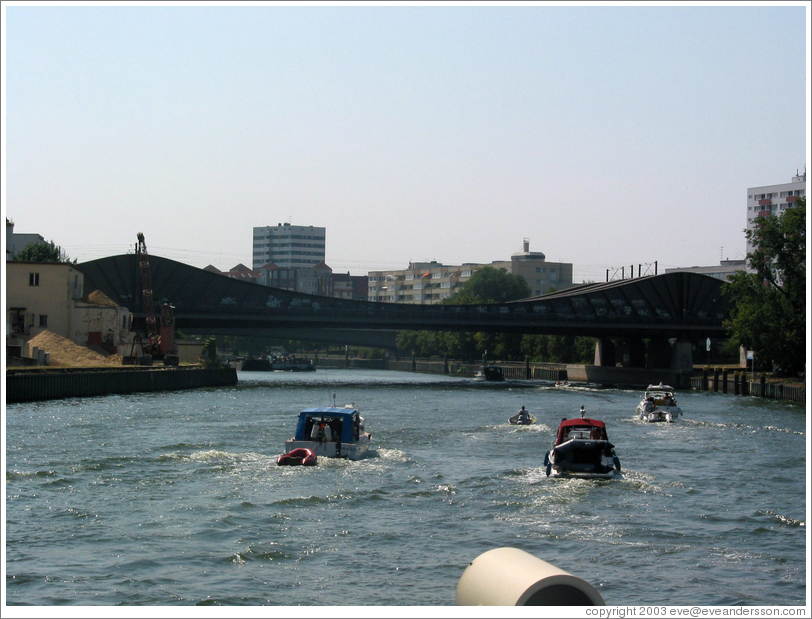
<box><xmin>29</xmin><ymin>273</ymin><xmax>39</xmax><ymax>286</ymax></box>
<box><xmin>39</xmin><ymin>315</ymin><xmax>48</xmax><ymax>327</ymax></box>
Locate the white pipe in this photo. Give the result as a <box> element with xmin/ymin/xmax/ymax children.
<box><xmin>455</xmin><ymin>547</ymin><xmax>605</xmax><ymax>606</ymax></box>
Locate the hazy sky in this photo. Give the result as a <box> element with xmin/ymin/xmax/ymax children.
<box><xmin>3</xmin><ymin>2</ymin><xmax>809</xmax><ymax>282</ymax></box>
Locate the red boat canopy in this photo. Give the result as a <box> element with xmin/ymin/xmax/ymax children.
<box><xmin>559</xmin><ymin>418</ymin><xmax>605</xmax><ymax>428</ymax></box>
<box><xmin>555</xmin><ymin>418</ymin><xmax>608</xmax><ymax>444</ymax></box>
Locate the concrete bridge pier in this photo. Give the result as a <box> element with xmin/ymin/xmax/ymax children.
<box><xmin>595</xmin><ymin>337</ymin><xmax>693</xmax><ymax>372</ymax></box>
<box><xmin>646</xmin><ymin>338</ymin><xmax>694</xmax><ymax>371</ymax></box>
<box><xmin>593</xmin><ymin>338</ymin><xmax>616</xmax><ymax>367</ymax></box>
<box><xmin>594</xmin><ymin>338</ymin><xmax>646</xmax><ymax>368</ymax></box>
<box><xmin>671</xmin><ymin>339</ymin><xmax>694</xmax><ymax>372</ymax></box>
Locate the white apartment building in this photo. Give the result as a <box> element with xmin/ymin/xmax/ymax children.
<box><xmin>252</xmin><ymin>223</ymin><xmax>326</xmax><ymax>270</ymax></box>
<box><xmin>664</xmin><ymin>259</ymin><xmax>746</xmax><ymax>281</ymax></box>
<box><xmin>368</xmin><ymin>240</ymin><xmax>574</xmax><ymax>304</ymax></box>
<box><xmin>746</xmin><ymin>170</ymin><xmax>806</xmax><ymax>254</ymax></box>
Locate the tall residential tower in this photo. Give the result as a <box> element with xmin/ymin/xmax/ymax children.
<box><xmin>252</xmin><ymin>223</ymin><xmax>326</xmax><ymax>270</ymax></box>
<box><xmin>746</xmin><ymin>169</ymin><xmax>806</xmax><ymax>254</ymax></box>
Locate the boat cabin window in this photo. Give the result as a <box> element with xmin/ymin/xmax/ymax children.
<box><xmin>564</xmin><ymin>426</ymin><xmax>607</xmax><ymax>441</ymax></box>
<box><xmin>304</xmin><ymin>415</ymin><xmax>344</xmax><ymax>442</ymax></box>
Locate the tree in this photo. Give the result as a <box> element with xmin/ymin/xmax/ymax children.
<box><xmin>450</xmin><ymin>266</ymin><xmax>531</xmax><ymax>304</ymax></box>
<box><xmin>396</xmin><ymin>267</ymin><xmax>531</xmax><ymax>360</ymax></box>
<box><xmin>723</xmin><ymin>197</ymin><xmax>805</xmax><ymax>375</ymax></box>
<box><xmin>15</xmin><ymin>241</ymin><xmax>74</xmax><ymax>263</ymax></box>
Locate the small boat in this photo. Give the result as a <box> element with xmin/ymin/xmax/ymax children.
<box><xmin>635</xmin><ymin>383</ymin><xmax>683</xmax><ymax>422</ymax></box>
<box><xmin>277</xmin><ymin>447</ymin><xmax>317</xmax><ymax>466</ymax></box>
<box><xmin>543</xmin><ymin>406</ymin><xmax>621</xmax><ymax>479</ymax></box>
<box><xmin>475</xmin><ymin>366</ymin><xmax>505</xmax><ymax>381</ymax></box>
<box><xmin>509</xmin><ymin>412</ymin><xmax>536</xmax><ymax>425</ymax></box>
<box><xmin>554</xmin><ymin>380</ymin><xmax>570</xmax><ymax>388</ymax></box>
<box><xmin>284</xmin><ymin>396</ymin><xmax>371</xmax><ymax>460</ymax></box>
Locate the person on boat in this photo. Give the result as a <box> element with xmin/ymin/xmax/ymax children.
<box><xmin>518</xmin><ymin>406</ymin><xmax>530</xmax><ymax>423</ymax></box>
<box><xmin>580</xmin><ymin>405</ymin><xmax>586</xmax><ymax>418</ymax></box>
<box><xmin>313</xmin><ymin>420</ymin><xmax>331</xmax><ymax>443</ymax></box>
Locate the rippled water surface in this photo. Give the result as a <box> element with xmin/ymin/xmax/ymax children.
<box><xmin>5</xmin><ymin>369</ymin><xmax>807</xmax><ymax>606</ymax></box>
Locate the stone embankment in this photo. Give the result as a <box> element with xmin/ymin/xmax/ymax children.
<box><xmin>6</xmin><ymin>331</ymin><xmax>237</xmax><ymax>403</ymax></box>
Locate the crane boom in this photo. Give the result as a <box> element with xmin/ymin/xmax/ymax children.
<box><xmin>136</xmin><ymin>232</ymin><xmax>159</xmax><ymax>345</ymax></box>
<box><xmin>133</xmin><ymin>232</ymin><xmax>179</xmax><ymax>365</ymax></box>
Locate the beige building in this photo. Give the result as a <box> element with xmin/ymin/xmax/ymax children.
<box><xmin>492</xmin><ymin>239</ymin><xmax>574</xmax><ymax>297</ymax></box>
<box><xmin>368</xmin><ymin>239</ymin><xmax>573</xmax><ymax>304</ymax></box>
<box><xmin>5</xmin><ymin>261</ymin><xmax>136</xmax><ymax>359</ymax></box>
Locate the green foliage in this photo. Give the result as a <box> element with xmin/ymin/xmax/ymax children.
<box><xmin>445</xmin><ymin>266</ymin><xmax>531</xmax><ymax>305</ymax></box>
<box><xmin>397</xmin><ymin>266</ymin><xmax>596</xmax><ymax>363</ymax></box>
<box><xmin>200</xmin><ymin>337</ymin><xmax>223</xmax><ymax>368</ymax></box>
<box><xmin>15</xmin><ymin>242</ymin><xmax>74</xmax><ymax>263</ymax></box>
<box><xmin>520</xmin><ymin>334</ymin><xmax>597</xmax><ymax>364</ymax></box>
<box><xmin>723</xmin><ymin>197</ymin><xmax>805</xmax><ymax>375</ymax></box>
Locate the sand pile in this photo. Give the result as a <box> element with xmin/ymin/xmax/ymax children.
<box><xmin>27</xmin><ymin>330</ymin><xmax>123</xmax><ymax>367</ymax></box>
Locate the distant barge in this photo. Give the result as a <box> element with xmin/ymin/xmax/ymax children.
<box><xmin>240</xmin><ymin>357</ymin><xmax>315</xmax><ymax>372</ymax></box>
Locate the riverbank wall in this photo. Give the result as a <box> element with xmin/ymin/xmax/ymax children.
<box><xmin>315</xmin><ymin>355</ymin><xmax>567</xmax><ymax>381</ymax></box>
<box><xmin>312</xmin><ymin>355</ymin><xmax>804</xmax><ymax>403</ymax></box>
<box><xmin>5</xmin><ymin>366</ymin><xmax>238</xmax><ymax>404</ymax></box>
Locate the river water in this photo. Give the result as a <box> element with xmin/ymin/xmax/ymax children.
<box><xmin>4</xmin><ymin>369</ymin><xmax>808</xmax><ymax>607</ymax></box>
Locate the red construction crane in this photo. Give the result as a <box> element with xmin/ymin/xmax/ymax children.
<box><xmin>132</xmin><ymin>232</ymin><xmax>179</xmax><ymax>365</ymax></box>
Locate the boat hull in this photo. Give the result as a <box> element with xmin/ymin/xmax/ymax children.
<box><xmin>508</xmin><ymin>413</ymin><xmax>536</xmax><ymax>425</ymax></box>
<box><xmin>284</xmin><ymin>436</ymin><xmax>370</xmax><ymax>460</ymax></box>
<box><xmin>544</xmin><ymin>439</ymin><xmax>621</xmax><ymax>479</ymax></box>
<box><xmin>635</xmin><ymin>403</ymin><xmax>682</xmax><ymax>422</ymax></box>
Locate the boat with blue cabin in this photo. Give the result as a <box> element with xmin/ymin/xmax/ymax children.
<box><xmin>284</xmin><ymin>399</ymin><xmax>371</xmax><ymax>460</ymax></box>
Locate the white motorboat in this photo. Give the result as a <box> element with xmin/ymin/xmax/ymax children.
<box><xmin>635</xmin><ymin>383</ymin><xmax>683</xmax><ymax>422</ymax></box>
<box><xmin>284</xmin><ymin>397</ymin><xmax>371</xmax><ymax>460</ymax></box>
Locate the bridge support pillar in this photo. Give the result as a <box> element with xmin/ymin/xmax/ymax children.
<box><xmin>593</xmin><ymin>339</ymin><xmax>616</xmax><ymax>366</ymax></box>
<box><xmin>671</xmin><ymin>340</ymin><xmax>693</xmax><ymax>372</ymax></box>
<box><xmin>646</xmin><ymin>338</ymin><xmax>694</xmax><ymax>371</ymax></box>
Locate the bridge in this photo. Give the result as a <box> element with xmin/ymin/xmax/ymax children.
<box><xmin>78</xmin><ymin>254</ymin><xmax>732</xmax><ymax>370</ymax></box>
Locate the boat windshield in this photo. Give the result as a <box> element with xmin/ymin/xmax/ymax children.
<box><xmin>556</xmin><ymin>420</ymin><xmax>608</xmax><ymax>443</ymax></box>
